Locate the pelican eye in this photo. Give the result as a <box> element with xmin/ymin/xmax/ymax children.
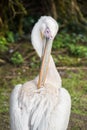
<box><xmin>46</xmin><ymin>27</ymin><xmax>50</xmax><ymax>33</ymax></box>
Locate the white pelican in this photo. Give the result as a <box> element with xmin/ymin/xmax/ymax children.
<box><xmin>10</xmin><ymin>16</ymin><xmax>71</xmax><ymax>130</ymax></box>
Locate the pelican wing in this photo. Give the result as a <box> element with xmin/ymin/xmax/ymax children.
<box><xmin>49</xmin><ymin>88</ymin><xmax>71</xmax><ymax>130</ymax></box>
<box><xmin>10</xmin><ymin>81</ymin><xmax>71</xmax><ymax>130</ymax></box>
<box><xmin>10</xmin><ymin>81</ymin><xmax>56</xmax><ymax>130</ymax></box>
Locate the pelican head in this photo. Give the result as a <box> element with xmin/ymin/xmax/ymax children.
<box><xmin>31</xmin><ymin>16</ymin><xmax>59</xmax><ymax>88</ymax></box>
<box><xmin>39</xmin><ymin>16</ymin><xmax>58</xmax><ymax>41</ymax></box>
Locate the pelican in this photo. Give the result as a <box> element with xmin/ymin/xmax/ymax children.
<box><xmin>10</xmin><ymin>16</ymin><xmax>71</xmax><ymax>130</ymax></box>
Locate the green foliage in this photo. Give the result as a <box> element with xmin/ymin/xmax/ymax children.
<box><xmin>23</xmin><ymin>16</ymin><xmax>36</xmax><ymax>33</ymax></box>
<box><xmin>5</xmin><ymin>31</ymin><xmax>15</xmax><ymax>43</ymax></box>
<box><xmin>11</xmin><ymin>52</ymin><xmax>24</xmax><ymax>65</ymax></box>
<box><xmin>53</xmin><ymin>34</ymin><xmax>63</xmax><ymax>48</ymax></box>
<box><xmin>72</xmin><ymin>33</ymin><xmax>87</xmax><ymax>43</ymax></box>
<box><xmin>0</xmin><ymin>36</ymin><xmax>8</xmax><ymax>52</ymax></box>
<box><xmin>0</xmin><ymin>31</ymin><xmax>16</xmax><ymax>53</ymax></box>
<box><xmin>68</xmin><ymin>44</ymin><xmax>87</xmax><ymax>57</ymax></box>
<box><xmin>53</xmin><ymin>33</ymin><xmax>76</xmax><ymax>49</ymax></box>
<box><xmin>53</xmin><ymin>32</ymin><xmax>87</xmax><ymax>57</ymax></box>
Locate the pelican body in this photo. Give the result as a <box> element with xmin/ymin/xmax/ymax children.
<box><xmin>10</xmin><ymin>16</ymin><xmax>71</xmax><ymax>130</ymax></box>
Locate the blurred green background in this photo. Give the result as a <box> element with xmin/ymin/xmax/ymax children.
<box><xmin>0</xmin><ymin>0</ymin><xmax>87</xmax><ymax>130</ymax></box>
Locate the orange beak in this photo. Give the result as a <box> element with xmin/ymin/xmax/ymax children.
<box><xmin>37</xmin><ymin>38</ymin><xmax>53</xmax><ymax>88</ymax></box>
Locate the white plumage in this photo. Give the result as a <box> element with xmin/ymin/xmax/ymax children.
<box><xmin>10</xmin><ymin>16</ymin><xmax>71</xmax><ymax>130</ymax></box>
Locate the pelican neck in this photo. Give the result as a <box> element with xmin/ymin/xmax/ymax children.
<box><xmin>45</xmin><ymin>55</ymin><xmax>62</xmax><ymax>89</ymax></box>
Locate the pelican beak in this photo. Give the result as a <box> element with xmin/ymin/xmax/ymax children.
<box><xmin>37</xmin><ymin>38</ymin><xmax>53</xmax><ymax>88</ymax></box>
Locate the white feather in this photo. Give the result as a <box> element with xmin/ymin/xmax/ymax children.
<box><xmin>31</xmin><ymin>16</ymin><xmax>59</xmax><ymax>58</ymax></box>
